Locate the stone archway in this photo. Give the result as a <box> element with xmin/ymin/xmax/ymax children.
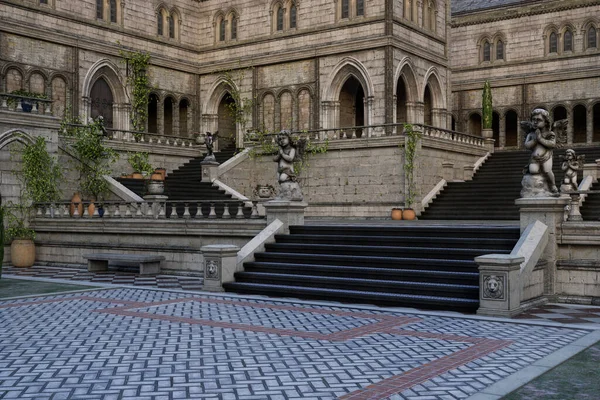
<box><xmin>339</xmin><ymin>76</ymin><xmax>365</xmax><ymax>137</ymax></box>
<box><xmin>394</xmin><ymin>60</ymin><xmax>419</xmax><ymax>125</ymax></box>
<box><xmin>217</xmin><ymin>92</ymin><xmax>236</xmax><ymax>148</ymax></box>
<box><xmin>90</xmin><ymin>77</ymin><xmax>114</xmax><ymax>128</ymax></box>
<box><xmin>468</xmin><ymin>113</ymin><xmax>482</xmax><ymax>136</ymax></box>
<box><xmin>423</xmin><ymin>69</ymin><xmax>446</xmax><ymax>128</ymax></box>
<box><xmin>82</xmin><ymin>60</ymin><xmax>128</xmax><ymax>130</ymax></box>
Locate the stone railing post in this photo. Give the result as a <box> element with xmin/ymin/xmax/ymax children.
<box><xmin>515</xmin><ymin>197</ymin><xmax>569</xmax><ymax>295</ymax></box>
<box><xmin>475</xmin><ymin>254</ymin><xmax>524</xmax><ymax>317</ymax></box>
<box><xmin>442</xmin><ymin>162</ymin><xmax>454</xmax><ymax>181</ymax></box>
<box><xmin>463</xmin><ymin>164</ymin><xmax>474</xmax><ymax>181</ymax></box>
<box><xmin>263</xmin><ymin>200</ymin><xmax>308</xmax><ymax>235</ymax></box>
<box><xmin>201</xmin><ymin>244</ymin><xmax>240</xmax><ymax>292</ymax></box>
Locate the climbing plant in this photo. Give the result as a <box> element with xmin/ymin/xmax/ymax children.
<box><xmin>220</xmin><ymin>67</ymin><xmax>255</xmax><ymax>132</ymax></box>
<box><xmin>482</xmin><ymin>80</ymin><xmax>493</xmax><ymax>130</ymax></box>
<box><xmin>119</xmin><ymin>46</ymin><xmax>151</xmax><ymax>132</ymax></box>
<box><xmin>403</xmin><ymin>123</ymin><xmax>422</xmax><ymax>209</ymax></box>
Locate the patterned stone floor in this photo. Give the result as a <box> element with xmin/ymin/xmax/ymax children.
<box><xmin>1</xmin><ymin>287</ymin><xmax>598</xmax><ymax>400</ymax></box>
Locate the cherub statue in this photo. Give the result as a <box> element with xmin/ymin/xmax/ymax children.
<box><xmin>272</xmin><ymin>130</ymin><xmax>304</xmax><ymax>201</ymax></box>
<box><xmin>205</xmin><ymin>131</ymin><xmax>219</xmax><ymax>156</ymax></box>
<box><xmin>560</xmin><ymin>149</ymin><xmax>584</xmax><ymax>192</ymax></box>
<box><xmin>520</xmin><ymin>109</ymin><xmax>568</xmax><ymax>198</ymax></box>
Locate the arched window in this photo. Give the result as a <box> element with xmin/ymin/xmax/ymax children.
<box><xmin>356</xmin><ymin>0</ymin><xmax>364</xmax><ymax>16</ymax></box>
<box><xmin>231</xmin><ymin>15</ymin><xmax>238</xmax><ymax>39</ymax></box>
<box><xmin>109</xmin><ymin>0</ymin><xmax>117</xmax><ymax>23</ymax></box>
<box><xmin>483</xmin><ymin>41</ymin><xmax>491</xmax><ymax>62</ymax></box>
<box><xmin>549</xmin><ymin>32</ymin><xmax>558</xmax><ymax>53</ymax></box>
<box><xmin>96</xmin><ymin>0</ymin><xmax>103</xmax><ymax>19</ymax></box>
<box><xmin>290</xmin><ymin>4</ymin><xmax>297</xmax><ymax>28</ymax></box>
<box><xmin>588</xmin><ymin>26</ymin><xmax>597</xmax><ymax>49</ymax></box>
<box><xmin>496</xmin><ymin>40</ymin><xmax>504</xmax><ymax>60</ymax></box>
<box><xmin>168</xmin><ymin>15</ymin><xmax>175</xmax><ymax>38</ymax></box>
<box><xmin>341</xmin><ymin>0</ymin><xmax>350</xmax><ymax>19</ymax></box>
<box><xmin>219</xmin><ymin>19</ymin><xmax>226</xmax><ymax>41</ymax></box>
<box><xmin>157</xmin><ymin>12</ymin><xmax>163</xmax><ymax>35</ymax></box>
<box><xmin>564</xmin><ymin>29</ymin><xmax>573</xmax><ymax>52</ymax></box>
<box><xmin>277</xmin><ymin>6</ymin><xmax>284</xmax><ymax>31</ymax></box>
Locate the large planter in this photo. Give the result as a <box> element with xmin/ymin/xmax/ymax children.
<box><xmin>21</xmin><ymin>99</ymin><xmax>33</xmax><ymax>113</ymax></box>
<box><xmin>11</xmin><ymin>239</ymin><xmax>35</xmax><ymax>268</ymax></box>
<box><xmin>403</xmin><ymin>208</ymin><xmax>417</xmax><ymax>220</ymax></box>
<box><xmin>70</xmin><ymin>192</ymin><xmax>84</xmax><ymax>217</ymax></box>
<box><xmin>147</xmin><ymin>180</ymin><xmax>165</xmax><ymax>195</ymax></box>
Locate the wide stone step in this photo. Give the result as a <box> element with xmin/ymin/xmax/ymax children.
<box><xmin>292</xmin><ymin>225</ymin><xmax>520</xmax><ymax>239</ymax></box>
<box><xmin>234</xmin><ymin>272</ymin><xmax>479</xmax><ymax>297</ymax></box>
<box><xmin>274</xmin><ymin>234</ymin><xmax>516</xmax><ymax>250</ymax></box>
<box><xmin>254</xmin><ymin>252</ymin><xmax>478</xmax><ymax>271</ymax></box>
<box><xmin>222</xmin><ymin>282</ymin><xmax>480</xmax><ymax>312</ymax></box>
<box><xmin>263</xmin><ymin>243</ymin><xmax>509</xmax><ymax>260</ymax></box>
<box><xmin>243</xmin><ymin>262</ymin><xmax>480</xmax><ymax>284</ymax></box>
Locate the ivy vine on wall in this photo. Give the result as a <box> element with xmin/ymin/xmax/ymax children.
<box><xmin>119</xmin><ymin>45</ymin><xmax>151</xmax><ymax>132</ymax></box>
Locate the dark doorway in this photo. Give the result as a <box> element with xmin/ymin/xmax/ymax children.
<box><xmin>492</xmin><ymin>111</ymin><xmax>500</xmax><ymax>147</ymax></box>
<box><xmin>148</xmin><ymin>94</ymin><xmax>158</xmax><ymax>133</ymax></box>
<box><xmin>90</xmin><ymin>77</ymin><xmax>114</xmax><ymax>128</ymax></box>
<box><xmin>505</xmin><ymin>110</ymin><xmax>518</xmax><ymax>147</ymax></box>
<box><xmin>218</xmin><ymin>92</ymin><xmax>236</xmax><ymax>147</ymax></box>
<box><xmin>573</xmin><ymin>105</ymin><xmax>587</xmax><ymax>143</ymax></box>
<box><xmin>396</xmin><ymin>78</ymin><xmax>408</xmax><ymax>123</ymax></box>
<box><xmin>424</xmin><ymin>85</ymin><xmax>432</xmax><ymax>126</ymax></box>
<box><xmin>164</xmin><ymin>97</ymin><xmax>174</xmax><ymax>136</ymax></box>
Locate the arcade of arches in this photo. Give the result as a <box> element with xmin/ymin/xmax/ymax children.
<box><xmin>465</xmin><ymin>103</ymin><xmax>600</xmax><ymax>148</ymax></box>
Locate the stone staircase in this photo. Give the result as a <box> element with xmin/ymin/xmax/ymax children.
<box><xmin>422</xmin><ymin>147</ymin><xmax>600</xmax><ymax>221</ymax></box>
<box><xmin>116</xmin><ymin>145</ymin><xmax>238</xmax><ymax>198</ymax></box>
<box><xmin>224</xmin><ymin>224</ymin><xmax>520</xmax><ymax>313</ymax></box>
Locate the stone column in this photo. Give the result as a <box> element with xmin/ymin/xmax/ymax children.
<box><xmin>515</xmin><ymin>196</ymin><xmax>570</xmax><ymax>295</ymax></box>
<box><xmin>442</xmin><ymin>162</ymin><xmax>454</xmax><ymax>181</ymax></box>
<box><xmin>463</xmin><ymin>164</ymin><xmax>474</xmax><ymax>181</ymax></box>
<box><xmin>187</xmin><ymin>105</ymin><xmax>193</xmax><ymax>137</ymax></box>
<box><xmin>432</xmin><ymin>108</ymin><xmax>444</xmax><ymax>129</ymax></box>
<box><xmin>263</xmin><ymin>200</ymin><xmax>308</xmax><ymax>234</ymax></box>
<box><xmin>405</xmin><ymin>102</ymin><xmax>418</xmax><ymax>125</ymax></box>
<box><xmin>201</xmin><ymin>244</ymin><xmax>240</xmax><ymax>292</ymax></box>
<box><xmin>157</xmin><ymin>98</ymin><xmax>165</xmax><ymax>136</ymax></box>
<box><xmin>566</xmin><ymin>106</ymin><xmax>573</xmax><ymax>144</ymax></box>
<box><xmin>587</xmin><ymin>106</ymin><xmax>593</xmax><ymax>144</ymax></box>
<box><xmin>499</xmin><ymin>112</ymin><xmax>506</xmax><ymax>148</ymax></box>
<box><xmin>413</xmin><ymin>102</ymin><xmax>425</xmax><ymax>125</ymax></box>
<box><xmin>172</xmin><ymin>100</ymin><xmax>180</xmax><ymax>137</ymax></box>
<box><xmin>476</xmin><ymin>255</ymin><xmax>524</xmax><ymax>317</ymax></box>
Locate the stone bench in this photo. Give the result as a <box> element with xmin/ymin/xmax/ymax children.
<box><xmin>83</xmin><ymin>253</ymin><xmax>165</xmax><ymax>275</ymax></box>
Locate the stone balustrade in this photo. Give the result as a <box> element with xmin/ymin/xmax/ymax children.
<box><xmin>34</xmin><ymin>200</ymin><xmax>262</xmax><ymax>220</ymax></box>
<box><xmin>0</xmin><ymin>93</ymin><xmax>53</xmax><ymax>115</ymax></box>
<box><xmin>244</xmin><ymin>122</ymin><xmax>486</xmax><ymax>148</ymax></box>
<box><xmin>104</xmin><ymin>129</ymin><xmax>198</xmax><ymax>148</ymax></box>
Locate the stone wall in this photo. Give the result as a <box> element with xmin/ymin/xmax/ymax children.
<box><xmin>218</xmin><ymin>136</ymin><xmax>487</xmax><ymax>218</ymax></box>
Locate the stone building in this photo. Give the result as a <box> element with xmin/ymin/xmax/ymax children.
<box><xmin>0</xmin><ymin>0</ymin><xmax>453</xmax><ymax>148</ymax></box>
<box><xmin>451</xmin><ymin>0</ymin><xmax>600</xmax><ymax>148</ymax></box>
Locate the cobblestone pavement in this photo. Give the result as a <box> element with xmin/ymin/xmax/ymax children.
<box><xmin>0</xmin><ymin>287</ymin><xmax>596</xmax><ymax>400</ymax></box>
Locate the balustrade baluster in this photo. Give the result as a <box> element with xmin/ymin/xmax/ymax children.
<box><xmin>44</xmin><ymin>102</ymin><xmax>52</xmax><ymax>115</ymax></box>
<box><xmin>124</xmin><ymin>203</ymin><xmax>132</xmax><ymax>218</ymax></box>
<box><xmin>62</xmin><ymin>204</ymin><xmax>70</xmax><ymax>218</ymax></box>
<box><xmin>93</xmin><ymin>205</ymin><xmax>100</xmax><ymax>218</ymax></box>
<box><xmin>157</xmin><ymin>136</ymin><xmax>163</xmax><ymax>144</ymax></box>
<box><xmin>44</xmin><ymin>205</ymin><xmax>51</xmax><ymax>218</ymax></box>
<box><xmin>135</xmin><ymin>203</ymin><xmax>143</xmax><ymax>218</ymax></box>
<box><xmin>165</xmin><ymin>137</ymin><xmax>171</xmax><ymax>145</ymax></box>
<box><xmin>33</xmin><ymin>102</ymin><xmax>40</xmax><ymax>114</ymax></box>
<box><xmin>236</xmin><ymin>203</ymin><xmax>244</xmax><ymax>218</ymax></box>
<box><xmin>113</xmin><ymin>203</ymin><xmax>121</xmax><ymax>218</ymax></box>
<box><xmin>208</xmin><ymin>203</ymin><xmax>217</xmax><ymax>218</ymax></box>
<box><xmin>36</xmin><ymin>206</ymin><xmax>44</xmax><ymax>218</ymax></box>
<box><xmin>222</xmin><ymin>203</ymin><xmax>231</xmax><ymax>219</ymax></box>
<box><xmin>158</xmin><ymin>202</ymin><xmax>166</xmax><ymax>219</ymax></box>
<box><xmin>72</xmin><ymin>203</ymin><xmax>80</xmax><ymax>218</ymax></box>
<box><xmin>183</xmin><ymin>203</ymin><xmax>191</xmax><ymax>219</ymax></box>
<box><xmin>146</xmin><ymin>202</ymin><xmax>154</xmax><ymax>218</ymax></box>
<box><xmin>250</xmin><ymin>201</ymin><xmax>259</xmax><ymax>218</ymax></box>
<box><xmin>1</xmin><ymin>97</ymin><xmax>7</xmax><ymax>109</ymax></box>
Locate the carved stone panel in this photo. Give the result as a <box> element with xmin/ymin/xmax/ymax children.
<box><xmin>482</xmin><ymin>274</ymin><xmax>506</xmax><ymax>301</ymax></box>
<box><xmin>204</xmin><ymin>258</ymin><xmax>220</xmax><ymax>281</ymax></box>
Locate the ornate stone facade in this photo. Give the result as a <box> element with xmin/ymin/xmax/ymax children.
<box><xmin>451</xmin><ymin>0</ymin><xmax>600</xmax><ymax>149</ymax></box>
<box><xmin>0</xmin><ymin>0</ymin><xmax>452</xmax><ymax>147</ymax></box>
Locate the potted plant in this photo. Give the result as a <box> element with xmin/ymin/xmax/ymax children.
<box><xmin>8</xmin><ymin>89</ymin><xmax>49</xmax><ymax>112</ymax></box>
<box><xmin>70</xmin><ymin>118</ymin><xmax>118</xmax><ymax>215</ymax></box>
<box><xmin>401</xmin><ymin>123</ymin><xmax>422</xmax><ymax>220</ymax></box>
<box><xmin>6</xmin><ymin>135</ymin><xmax>62</xmax><ymax>267</ymax></box>
<box><xmin>127</xmin><ymin>151</ymin><xmax>153</xmax><ymax>179</ymax></box>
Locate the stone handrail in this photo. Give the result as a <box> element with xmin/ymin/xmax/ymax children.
<box><xmin>244</xmin><ymin>122</ymin><xmax>486</xmax><ymax>148</ymax></box>
<box><xmin>34</xmin><ymin>199</ymin><xmax>263</xmax><ymax>220</ymax></box>
<box><xmin>0</xmin><ymin>93</ymin><xmax>53</xmax><ymax>115</ymax></box>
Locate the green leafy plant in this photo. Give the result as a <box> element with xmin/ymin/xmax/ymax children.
<box><xmin>7</xmin><ymin>89</ymin><xmax>48</xmax><ymax>107</ymax></box>
<box><xmin>403</xmin><ymin>123</ymin><xmax>422</xmax><ymax>209</ymax></box>
<box><xmin>482</xmin><ymin>80</ymin><xmax>493</xmax><ymax>130</ymax></box>
<box><xmin>70</xmin><ymin>118</ymin><xmax>118</xmax><ymax>200</ymax></box>
<box><xmin>220</xmin><ymin>67</ymin><xmax>254</xmax><ymax>133</ymax></box>
<box><xmin>127</xmin><ymin>152</ymin><xmax>154</xmax><ymax>175</ymax></box>
<box><xmin>59</xmin><ymin>104</ymin><xmax>83</xmax><ymax>136</ymax></box>
<box><xmin>2</xmin><ymin>203</ymin><xmax>35</xmax><ymax>241</ymax></box>
<box><xmin>119</xmin><ymin>46</ymin><xmax>151</xmax><ymax>132</ymax></box>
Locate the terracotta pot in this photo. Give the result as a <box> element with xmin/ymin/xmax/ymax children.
<box><xmin>150</xmin><ymin>172</ymin><xmax>163</xmax><ymax>181</ymax></box>
<box><xmin>132</xmin><ymin>172</ymin><xmax>143</xmax><ymax>179</ymax></box>
<box><xmin>87</xmin><ymin>201</ymin><xmax>96</xmax><ymax>217</ymax></box>
<box><xmin>154</xmin><ymin>168</ymin><xmax>166</xmax><ymax>180</ymax></box>
<box><xmin>391</xmin><ymin>208</ymin><xmax>403</xmax><ymax>220</ymax></box>
<box><xmin>403</xmin><ymin>208</ymin><xmax>417</xmax><ymax>220</ymax></box>
<box><xmin>70</xmin><ymin>192</ymin><xmax>83</xmax><ymax>217</ymax></box>
<box><xmin>11</xmin><ymin>239</ymin><xmax>35</xmax><ymax>268</ymax></box>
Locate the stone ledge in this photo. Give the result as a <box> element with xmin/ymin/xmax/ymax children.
<box><xmin>557</xmin><ymin>260</ymin><xmax>600</xmax><ymax>271</ymax></box>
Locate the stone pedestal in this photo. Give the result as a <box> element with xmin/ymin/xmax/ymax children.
<box><xmin>482</xmin><ymin>128</ymin><xmax>493</xmax><ymax>139</ymax></box>
<box><xmin>463</xmin><ymin>165</ymin><xmax>474</xmax><ymax>181</ymax></box>
<box><xmin>442</xmin><ymin>162</ymin><xmax>454</xmax><ymax>181</ymax></box>
<box><xmin>476</xmin><ymin>254</ymin><xmax>524</xmax><ymax>317</ymax></box>
<box><xmin>515</xmin><ymin>196</ymin><xmax>569</xmax><ymax>295</ymax></box>
<box><xmin>201</xmin><ymin>244</ymin><xmax>240</xmax><ymax>292</ymax></box>
<box><xmin>263</xmin><ymin>200</ymin><xmax>308</xmax><ymax>234</ymax></box>
<box><xmin>484</xmin><ymin>138</ymin><xmax>495</xmax><ymax>152</ymax></box>
<box><xmin>201</xmin><ymin>160</ymin><xmax>220</xmax><ymax>182</ymax></box>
